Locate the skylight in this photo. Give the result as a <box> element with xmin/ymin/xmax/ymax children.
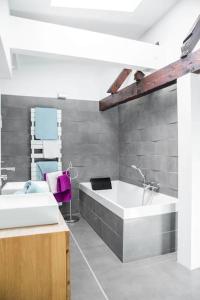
<box><xmin>51</xmin><ymin>0</ymin><xmax>143</xmax><ymax>12</ymax></box>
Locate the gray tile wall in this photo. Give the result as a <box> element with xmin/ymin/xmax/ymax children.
<box><xmin>1</xmin><ymin>95</ymin><xmax>119</xmax><ymax>215</ymax></box>
<box><xmin>119</xmin><ymin>85</ymin><xmax>178</xmax><ymax>197</ymax></box>
<box><xmin>1</xmin><ymin>85</ymin><xmax>178</xmax><ymax>215</ymax></box>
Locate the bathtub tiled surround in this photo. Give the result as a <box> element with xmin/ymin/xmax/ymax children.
<box><xmin>119</xmin><ymin>85</ymin><xmax>178</xmax><ymax>198</ymax></box>
<box><xmin>79</xmin><ymin>181</ymin><xmax>177</xmax><ymax>262</ymax></box>
<box><xmin>80</xmin><ymin>190</ymin><xmax>123</xmax><ymax>259</ymax></box>
<box><xmin>123</xmin><ymin>213</ymin><xmax>176</xmax><ymax>262</ymax></box>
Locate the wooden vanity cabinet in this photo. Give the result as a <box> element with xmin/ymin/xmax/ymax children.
<box><xmin>0</xmin><ymin>213</ymin><xmax>70</xmax><ymax>300</ymax></box>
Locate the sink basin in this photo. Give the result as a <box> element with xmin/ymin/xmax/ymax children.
<box><xmin>0</xmin><ymin>192</ymin><xmax>59</xmax><ymax>229</ymax></box>
<box><xmin>1</xmin><ymin>181</ymin><xmax>50</xmax><ymax>195</ymax></box>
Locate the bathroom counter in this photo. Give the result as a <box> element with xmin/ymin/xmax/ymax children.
<box><xmin>0</xmin><ymin>210</ymin><xmax>69</xmax><ymax>239</ymax></box>
<box><xmin>0</xmin><ymin>212</ymin><xmax>71</xmax><ymax>300</ymax></box>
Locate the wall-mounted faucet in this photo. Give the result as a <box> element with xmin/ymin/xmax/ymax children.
<box><xmin>1</xmin><ymin>167</ymin><xmax>16</xmax><ymax>172</ymax></box>
<box><xmin>131</xmin><ymin>165</ymin><xmax>146</xmax><ymax>186</ymax></box>
<box><xmin>0</xmin><ymin>167</ymin><xmax>15</xmax><ymax>184</ymax></box>
<box><xmin>131</xmin><ymin>165</ymin><xmax>160</xmax><ymax>193</ymax></box>
<box><xmin>0</xmin><ymin>174</ymin><xmax>8</xmax><ymax>182</ymax></box>
<box><xmin>143</xmin><ymin>181</ymin><xmax>160</xmax><ymax>192</ymax></box>
<box><xmin>131</xmin><ymin>165</ymin><xmax>160</xmax><ymax>205</ymax></box>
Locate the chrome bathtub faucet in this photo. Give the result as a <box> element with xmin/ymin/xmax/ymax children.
<box><xmin>0</xmin><ymin>167</ymin><xmax>16</xmax><ymax>183</ymax></box>
<box><xmin>131</xmin><ymin>165</ymin><xmax>160</xmax><ymax>193</ymax></box>
<box><xmin>0</xmin><ymin>174</ymin><xmax>8</xmax><ymax>181</ymax></box>
<box><xmin>131</xmin><ymin>165</ymin><xmax>146</xmax><ymax>186</ymax></box>
<box><xmin>143</xmin><ymin>182</ymin><xmax>160</xmax><ymax>192</ymax></box>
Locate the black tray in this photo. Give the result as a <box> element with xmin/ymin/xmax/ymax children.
<box><xmin>90</xmin><ymin>177</ymin><xmax>112</xmax><ymax>190</ymax></box>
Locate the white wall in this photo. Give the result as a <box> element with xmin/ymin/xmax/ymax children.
<box><xmin>0</xmin><ymin>0</ymin><xmax>12</xmax><ymax>77</ymax></box>
<box><xmin>0</xmin><ymin>56</ymin><xmax>133</xmax><ymax>100</ymax></box>
<box><xmin>177</xmin><ymin>73</ymin><xmax>200</xmax><ymax>270</ymax></box>
<box><xmin>141</xmin><ymin>0</ymin><xmax>200</xmax><ymax>270</ymax></box>
<box><xmin>141</xmin><ymin>0</ymin><xmax>200</xmax><ymax>65</ymax></box>
<box><xmin>0</xmin><ymin>86</ymin><xmax>1</xmax><ymax>185</ymax></box>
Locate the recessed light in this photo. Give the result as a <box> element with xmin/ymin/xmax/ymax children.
<box><xmin>51</xmin><ymin>0</ymin><xmax>143</xmax><ymax>12</ymax></box>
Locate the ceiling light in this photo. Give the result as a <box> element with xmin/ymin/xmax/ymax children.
<box><xmin>51</xmin><ymin>0</ymin><xmax>143</xmax><ymax>12</ymax></box>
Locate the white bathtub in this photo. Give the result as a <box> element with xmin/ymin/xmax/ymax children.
<box><xmin>79</xmin><ymin>180</ymin><xmax>178</xmax><ymax>219</ymax></box>
<box><xmin>80</xmin><ymin>180</ymin><xmax>178</xmax><ymax>261</ymax></box>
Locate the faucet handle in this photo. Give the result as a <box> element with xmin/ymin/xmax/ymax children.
<box><xmin>144</xmin><ymin>181</ymin><xmax>160</xmax><ymax>192</ymax></box>
<box><xmin>0</xmin><ymin>174</ymin><xmax>7</xmax><ymax>181</ymax></box>
<box><xmin>151</xmin><ymin>182</ymin><xmax>160</xmax><ymax>192</ymax></box>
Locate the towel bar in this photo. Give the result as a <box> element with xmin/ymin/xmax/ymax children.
<box><xmin>30</xmin><ymin>108</ymin><xmax>62</xmax><ymax>180</ymax></box>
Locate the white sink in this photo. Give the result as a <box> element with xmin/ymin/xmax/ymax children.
<box><xmin>0</xmin><ymin>192</ymin><xmax>59</xmax><ymax>229</ymax></box>
<box><xmin>1</xmin><ymin>181</ymin><xmax>50</xmax><ymax>195</ymax></box>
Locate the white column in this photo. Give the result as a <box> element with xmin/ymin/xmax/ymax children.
<box><xmin>177</xmin><ymin>73</ymin><xmax>200</xmax><ymax>270</ymax></box>
<box><xmin>0</xmin><ymin>88</ymin><xmax>1</xmax><ymax>187</ymax></box>
<box><xmin>0</xmin><ymin>0</ymin><xmax>12</xmax><ymax>78</ymax></box>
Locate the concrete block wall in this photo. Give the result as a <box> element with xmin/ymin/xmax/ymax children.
<box><xmin>1</xmin><ymin>95</ymin><xmax>119</xmax><ymax>215</ymax></box>
<box><xmin>119</xmin><ymin>85</ymin><xmax>178</xmax><ymax>197</ymax></box>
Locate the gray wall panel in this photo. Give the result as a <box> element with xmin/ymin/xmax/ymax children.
<box><xmin>1</xmin><ymin>95</ymin><xmax>119</xmax><ymax>215</ymax></box>
<box><xmin>119</xmin><ymin>85</ymin><xmax>178</xmax><ymax>197</ymax></box>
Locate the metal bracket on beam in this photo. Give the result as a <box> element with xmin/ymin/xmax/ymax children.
<box><xmin>181</xmin><ymin>15</ymin><xmax>200</xmax><ymax>58</ymax></box>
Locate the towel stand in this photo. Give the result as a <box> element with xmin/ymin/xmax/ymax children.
<box><xmin>65</xmin><ymin>162</ymin><xmax>80</xmax><ymax>223</ymax></box>
<box><xmin>65</xmin><ymin>201</ymin><xmax>80</xmax><ymax>223</ymax></box>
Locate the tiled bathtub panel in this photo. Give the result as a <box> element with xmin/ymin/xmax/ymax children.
<box><xmin>123</xmin><ymin>213</ymin><xmax>177</xmax><ymax>262</ymax></box>
<box><xmin>81</xmin><ymin>204</ymin><xmax>123</xmax><ymax>259</ymax></box>
<box><xmin>79</xmin><ymin>191</ymin><xmax>123</xmax><ymax>260</ymax></box>
<box><xmin>123</xmin><ymin>231</ymin><xmax>176</xmax><ymax>262</ymax></box>
<box><xmin>94</xmin><ymin>200</ymin><xmax>123</xmax><ymax>236</ymax></box>
<box><xmin>124</xmin><ymin>213</ymin><xmax>176</xmax><ymax>237</ymax></box>
<box><xmin>84</xmin><ymin>209</ymin><xmax>102</xmax><ymax>239</ymax></box>
<box><xmin>79</xmin><ymin>190</ymin><xmax>123</xmax><ymax>236</ymax></box>
<box><xmin>79</xmin><ymin>190</ymin><xmax>95</xmax><ymax>212</ymax></box>
<box><xmin>123</xmin><ymin>230</ymin><xmax>176</xmax><ymax>262</ymax></box>
<box><xmin>101</xmin><ymin>221</ymin><xmax>123</xmax><ymax>260</ymax></box>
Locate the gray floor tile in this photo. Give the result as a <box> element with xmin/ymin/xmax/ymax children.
<box><xmin>70</xmin><ymin>218</ymin><xmax>105</xmax><ymax>250</ymax></box>
<box><xmin>82</xmin><ymin>244</ymin><xmax>122</xmax><ymax>276</ymax></box>
<box><xmin>71</xmin><ymin>266</ymin><xmax>105</xmax><ymax>300</ymax></box>
<box><xmin>70</xmin><ymin>218</ymin><xmax>200</xmax><ymax>300</ymax></box>
<box><xmin>70</xmin><ymin>237</ymin><xmax>106</xmax><ymax>300</ymax></box>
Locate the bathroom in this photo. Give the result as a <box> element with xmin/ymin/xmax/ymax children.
<box><xmin>0</xmin><ymin>0</ymin><xmax>200</xmax><ymax>299</ymax></box>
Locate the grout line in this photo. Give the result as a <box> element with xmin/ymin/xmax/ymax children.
<box><xmin>69</xmin><ymin>228</ymin><xmax>110</xmax><ymax>300</ymax></box>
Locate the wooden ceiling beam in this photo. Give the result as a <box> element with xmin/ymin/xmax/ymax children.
<box><xmin>107</xmin><ymin>68</ymin><xmax>132</xmax><ymax>94</ymax></box>
<box><xmin>99</xmin><ymin>48</ymin><xmax>200</xmax><ymax>111</ymax></box>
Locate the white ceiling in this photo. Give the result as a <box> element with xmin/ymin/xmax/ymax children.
<box><xmin>9</xmin><ymin>0</ymin><xmax>181</xmax><ymax>40</ymax></box>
